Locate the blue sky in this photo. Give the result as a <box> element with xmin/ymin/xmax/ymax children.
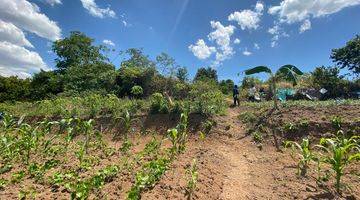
<box><xmin>1</xmin><ymin>0</ymin><xmax>360</xmax><ymax>83</ymax></box>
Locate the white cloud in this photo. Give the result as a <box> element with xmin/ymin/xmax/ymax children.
<box><xmin>254</xmin><ymin>43</ymin><xmax>260</xmax><ymax>49</ymax></box>
<box><xmin>0</xmin><ymin>41</ymin><xmax>48</xmax><ymax>78</ymax></box>
<box><xmin>80</xmin><ymin>0</ymin><xmax>116</xmax><ymax>18</ymax></box>
<box><xmin>299</xmin><ymin>19</ymin><xmax>311</xmax><ymax>33</ymax></box>
<box><xmin>208</xmin><ymin>21</ymin><xmax>236</xmax><ymax>66</ymax></box>
<box><xmin>268</xmin><ymin>0</ymin><xmax>360</xmax><ymax>24</ymax></box>
<box><xmin>0</xmin><ymin>20</ymin><xmax>33</xmax><ymax>48</ymax></box>
<box><xmin>0</xmin><ymin>0</ymin><xmax>62</xmax><ymax>41</ymax></box>
<box><xmin>228</xmin><ymin>2</ymin><xmax>264</xmax><ymax>30</ymax></box>
<box><xmin>103</xmin><ymin>39</ymin><xmax>115</xmax><ymax>46</ymax></box>
<box><xmin>243</xmin><ymin>49</ymin><xmax>252</xmax><ymax>56</ymax></box>
<box><xmin>255</xmin><ymin>2</ymin><xmax>264</xmax><ymax>13</ymax></box>
<box><xmin>44</xmin><ymin>0</ymin><xmax>62</xmax><ymax>6</ymax></box>
<box><xmin>188</xmin><ymin>39</ymin><xmax>216</xmax><ymax>60</ymax></box>
<box><xmin>268</xmin><ymin>24</ymin><xmax>289</xmax><ymax>47</ymax></box>
<box><xmin>234</xmin><ymin>38</ymin><xmax>241</xmax><ymax>44</ymax></box>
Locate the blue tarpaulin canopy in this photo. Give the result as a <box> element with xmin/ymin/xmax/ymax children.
<box><xmin>277</xmin><ymin>88</ymin><xmax>296</xmax><ymax>102</ymax></box>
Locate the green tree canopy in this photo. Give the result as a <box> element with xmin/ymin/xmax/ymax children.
<box><xmin>194</xmin><ymin>67</ymin><xmax>218</xmax><ymax>82</ymax></box>
<box><xmin>53</xmin><ymin>31</ymin><xmax>109</xmax><ymax>72</ymax></box>
<box><xmin>331</xmin><ymin>35</ymin><xmax>360</xmax><ymax>76</ymax></box>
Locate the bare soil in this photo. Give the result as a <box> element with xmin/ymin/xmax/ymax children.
<box><xmin>1</xmin><ymin>104</ymin><xmax>359</xmax><ymax>199</ymax></box>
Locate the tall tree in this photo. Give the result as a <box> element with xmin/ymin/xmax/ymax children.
<box><xmin>331</xmin><ymin>35</ymin><xmax>360</xmax><ymax>76</ymax></box>
<box><xmin>53</xmin><ymin>31</ymin><xmax>109</xmax><ymax>72</ymax></box>
<box><xmin>30</xmin><ymin>70</ymin><xmax>63</xmax><ymax>100</ymax></box>
<box><xmin>176</xmin><ymin>66</ymin><xmax>188</xmax><ymax>82</ymax></box>
<box><xmin>194</xmin><ymin>67</ymin><xmax>218</xmax><ymax>82</ymax></box>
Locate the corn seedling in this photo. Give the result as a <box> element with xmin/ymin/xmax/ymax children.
<box><xmin>186</xmin><ymin>159</ymin><xmax>198</xmax><ymax>200</ymax></box>
<box><xmin>316</xmin><ymin>135</ymin><xmax>360</xmax><ymax>193</ymax></box>
<box><xmin>285</xmin><ymin>138</ymin><xmax>315</xmax><ymax>176</ymax></box>
<box><xmin>331</xmin><ymin>116</ymin><xmax>343</xmax><ymax>131</ymax></box>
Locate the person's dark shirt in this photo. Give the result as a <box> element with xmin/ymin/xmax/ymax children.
<box><xmin>233</xmin><ymin>88</ymin><xmax>239</xmax><ymax>97</ymax></box>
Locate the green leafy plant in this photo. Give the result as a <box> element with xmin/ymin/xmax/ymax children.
<box><xmin>331</xmin><ymin>116</ymin><xmax>343</xmax><ymax>131</ymax></box>
<box><xmin>244</xmin><ymin>65</ymin><xmax>303</xmax><ymax>109</ymax></box>
<box><xmin>186</xmin><ymin>159</ymin><xmax>198</xmax><ymax>200</ymax></box>
<box><xmin>127</xmin><ymin>157</ymin><xmax>170</xmax><ymax>200</ymax></box>
<box><xmin>285</xmin><ymin>138</ymin><xmax>315</xmax><ymax>176</ymax></box>
<box><xmin>316</xmin><ymin>135</ymin><xmax>360</xmax><ymax>193</ymax></box>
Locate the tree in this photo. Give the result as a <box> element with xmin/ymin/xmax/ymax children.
<box><xmin>63</xmin><ymin>63</ymin><xmax>116</xmax><ymax>94</ymax></box>
<box><xmin>176</xmin><ymin>66</ymin><xmax>188</xmax><ymax>82</ymax></box>
<box><xmin>245</xmin><ymin>65</ymin><xmax>303</xmax><ymax>109</ymax></box>
<box><xmin>156</xmin><ymin>53</ymin><xmax>177</xmax><ymax>77</ymax></box>
<box><xmin>0</xmin><ymin>76</ymin><xmax>31</xmax><ymax>102</ymax></box>
<box><xmin>194</xmin><ymin>67</ymin><xmax>218</xmax><ymax>82</ymax></box>
<box><xmin>121</xmin><ymin>48</ymin><xmax>155</xmax><ymax>69</ymax></box>
<box><xmin>331</xmin><ymin>35</ymin><xmax>360</xmax><ymax>76</ymax></box>
<box><xmin>219</xmin><ymin>79</ymin><xmax>234</xmax><ymax>94</ymax></box>
<box><xmin>311</xmin><ymin>66</ymin><xmax>346</xmax><ymax>98</ymax></box>
<box><xmin>53</xmin><ymin>31</ymin><xmax>109</xmax><ymax>72</ymax></box>
<box><xmin>30</xmin><ymin>70</ymin><xmax>63</xmax><ymax>100</ymax></box>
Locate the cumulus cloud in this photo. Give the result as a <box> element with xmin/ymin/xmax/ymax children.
<box><xmin>228</xmin><ymin>1</ymin><xmax>264</xmax><ymax>30</ymax></box>
<box><xmin>188</xmin><ymin>39</ymin><xmax>216</xmax><ymax>60</ymax></box>
<box><xmin>299</xmin><ymin>19</ymin><xmax>311</xmax><ymax>33</ymax></box>
<box><xmin>0</xmin><ymin>20</ymin><xmax>33</xmax><ymax>48</ymax></box>
<box><xmin>268</xmin><ymin>0</ymin><xmax>360</xmax><ymax>24</ymax></box>
<box><xmin>0</xmin><ymin>0</ymin><xmax>62</xmax><ymax>41</ymax></box>
<box><xmin>0</xmin><ymin>0</ymin><xmax>60</xmax><ymax>78</ymax></box>
<box><xmin>243</xmin><ymin>49</ymin><xmax>252</xmax><ymax>56</ymax></box>
<box><xmin>268</xmin><ymin>24</ymin><xmax>289</xmax><ymax>47</ymax></box>
<box><xmin>208</xmin><ymin>21</ymin><xmax>236</xmax><ymax>66</ymax></box>
<box><xmin>103</xmin><ymin>39</ymin><xmax>115</xmax><ymax>46</ymax></box>
<box><xmin>234</xmin><ymin>38</ymin><xmax>241</xmax><ymax>44</ymax></box>
<box><xmin>44</xmin><ymin>0</ymin><xmax>62</xmax><ymax>6</ymax></box>
<box><xmin>0</xmin><ymin>41</ymin><xmax>48</xmax><ymax>78</ymax></box>
<box><xmin>80</xmin><ymin>0</ymin><xmax>116</xmax><ymax>18</ymax></box>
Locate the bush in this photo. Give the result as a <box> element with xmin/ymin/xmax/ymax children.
<box><xmin>130</xmin><ymin>86</ymin><xmax>143</xmax><ymax>98</ymax></box>
<box><xmin>189</xmin><ymin>81</ymin><xmax>226</xmax><ymax>115</ymax></box>
<box><xmin>150</xmin><ymin>93</ymin><xmax>169</xmax><ymax>114</ymax></box>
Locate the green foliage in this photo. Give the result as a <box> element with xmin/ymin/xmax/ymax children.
<box><xmin>167</xmin><ymin>112</ymin><xmax>189</xmax><ymax>154</ymax></box>
<box><xmin>130</xmin><ymin>85</ymin><xmax>143</xmax><ymax>98</ymax></box>
<box><xmin>219</xmin><ymin>79</ymin><xmax>234</xmax><ymax>95</ymax></box>
<box><xmin>311</xmin><ymin>66</ymin><xmax>346</xmax><ymax>99</ymax></box>
<box><xmin>238</xmin><ymin>112</ymin><xmax>257</xmax><ymax>124</ymax></box>
<box><xmin>176</xmin><ymin>67</ymin><xmax>188</xmax><ymax>82</ymax></box>
<box><xmin>150</xmin><ymin>93</ymin><xmax>169</xmax><ymax>114</ymax></box>
<box><xmin>241</xmin><ymin>76</ymin><xmax>262</xmax><ymax>89</ymax></box>
<box><xmin>285</xmin><ymin>138</ymin><xmax>315</xmax><ymax>176</ymax></box>
<box><xmin>30</xmin><ymin>70</ymin><xmax>63</xmax><ymax>100</ymax></box>
<box><xmin>252</xmin><ymin>131</ymin><xmax>263</xmax><ymax>143</ymax></box>
<box><xmin>0</xmin><ymin>76</ymin><xmax>31</xmax><ymax>102</ymax></box>
<box><xmin>53</xmin><ymin>31</ymin><xmax>109</xmax><ymax>72</ymax></box>
<box><xmin>127</xmin><ymin>157</ymin><xmax>170</xmax><ymax>200</ymax></box>
<box><xmin>331</xmin><ymin>35</ymin><xmax>360</xmax><ymax>75</ymax></box>
<box><xmin>189</xmin><ymin>81</ymin><xmax>226</xmax><ymax>115</ymax></box>
<box><xmin>186</xmin><ymin>159</ymin><xmax>198</xmax><ymax>200</ymax></box>
<box><xmin>331</xmin><ymin>116</ymin><xmax>343</xmax><ymax>131</ymax></box>
<box><xmin>193</xmin><ymin>67</ymin><xmax>218</xmax><ymax>82</ymax></box>
<box><xmin>244</xmin><ymin>65</ymin><xmax>303</xmax><ymax>109</ymax></box>
<box><xmin>316</xmin><ymin>134</ymin><xmax>360</xmax><ymax>193</ymax></box>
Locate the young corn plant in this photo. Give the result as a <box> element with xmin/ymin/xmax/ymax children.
<box><xmin>115</xmin><ymin>110</ymin><xmax>140</xmax><ymax>140</ymax></box>
<box><xmin>316</xmin><ymin>136</ymin><xmax>360</xmax><ymax>193</ymax></box>
<box><xmin>167</xmin><ymin>112</ymin><xmax>189</xmax><ymax>155</ymax></box>
<box><xmin>285</xmin><ymin>138</ymin><xmax>315</xmax><ymax>176</ymax></box>
<box><xmin>186</xmin><ymin>159</ymin><xmax>199</xmax><ymax>200</ymax></box>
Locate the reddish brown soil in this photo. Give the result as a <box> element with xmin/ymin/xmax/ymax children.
<box><xmin>1</xmin><ymin>104</ymin><xmax>359</xmax><ymax>199</ymax></box>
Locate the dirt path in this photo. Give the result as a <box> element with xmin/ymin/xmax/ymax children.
<box><xmin>144</xmin><ymin>106</ymin><xmax>360</xmax><ymax>199</ymax></box>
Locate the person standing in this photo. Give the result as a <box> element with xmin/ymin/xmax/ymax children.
<box><xmin>233</xmin><ymin>85</ymin><xmax>239</xmax><ymax>106</ymax></box>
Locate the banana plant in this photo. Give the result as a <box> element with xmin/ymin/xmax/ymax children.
<box><xmin>244</xmin><ymin>65</ymin><xmax>303</xmax><ymax>109</ymax></box>
<box><xmin>316</xmin><ymin>136</ymin><xmax>360</xmax><ymax>193</ymax></box>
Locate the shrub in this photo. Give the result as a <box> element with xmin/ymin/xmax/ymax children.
<box><xmin>150</xmin><ymin>93</ymin><xmax>169</xmax><ymax>114</ymax></box>
<box><xmin>130</xmin><ymin>85</ymin><xmax>143</xmax><ymax>98</ymax></box>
